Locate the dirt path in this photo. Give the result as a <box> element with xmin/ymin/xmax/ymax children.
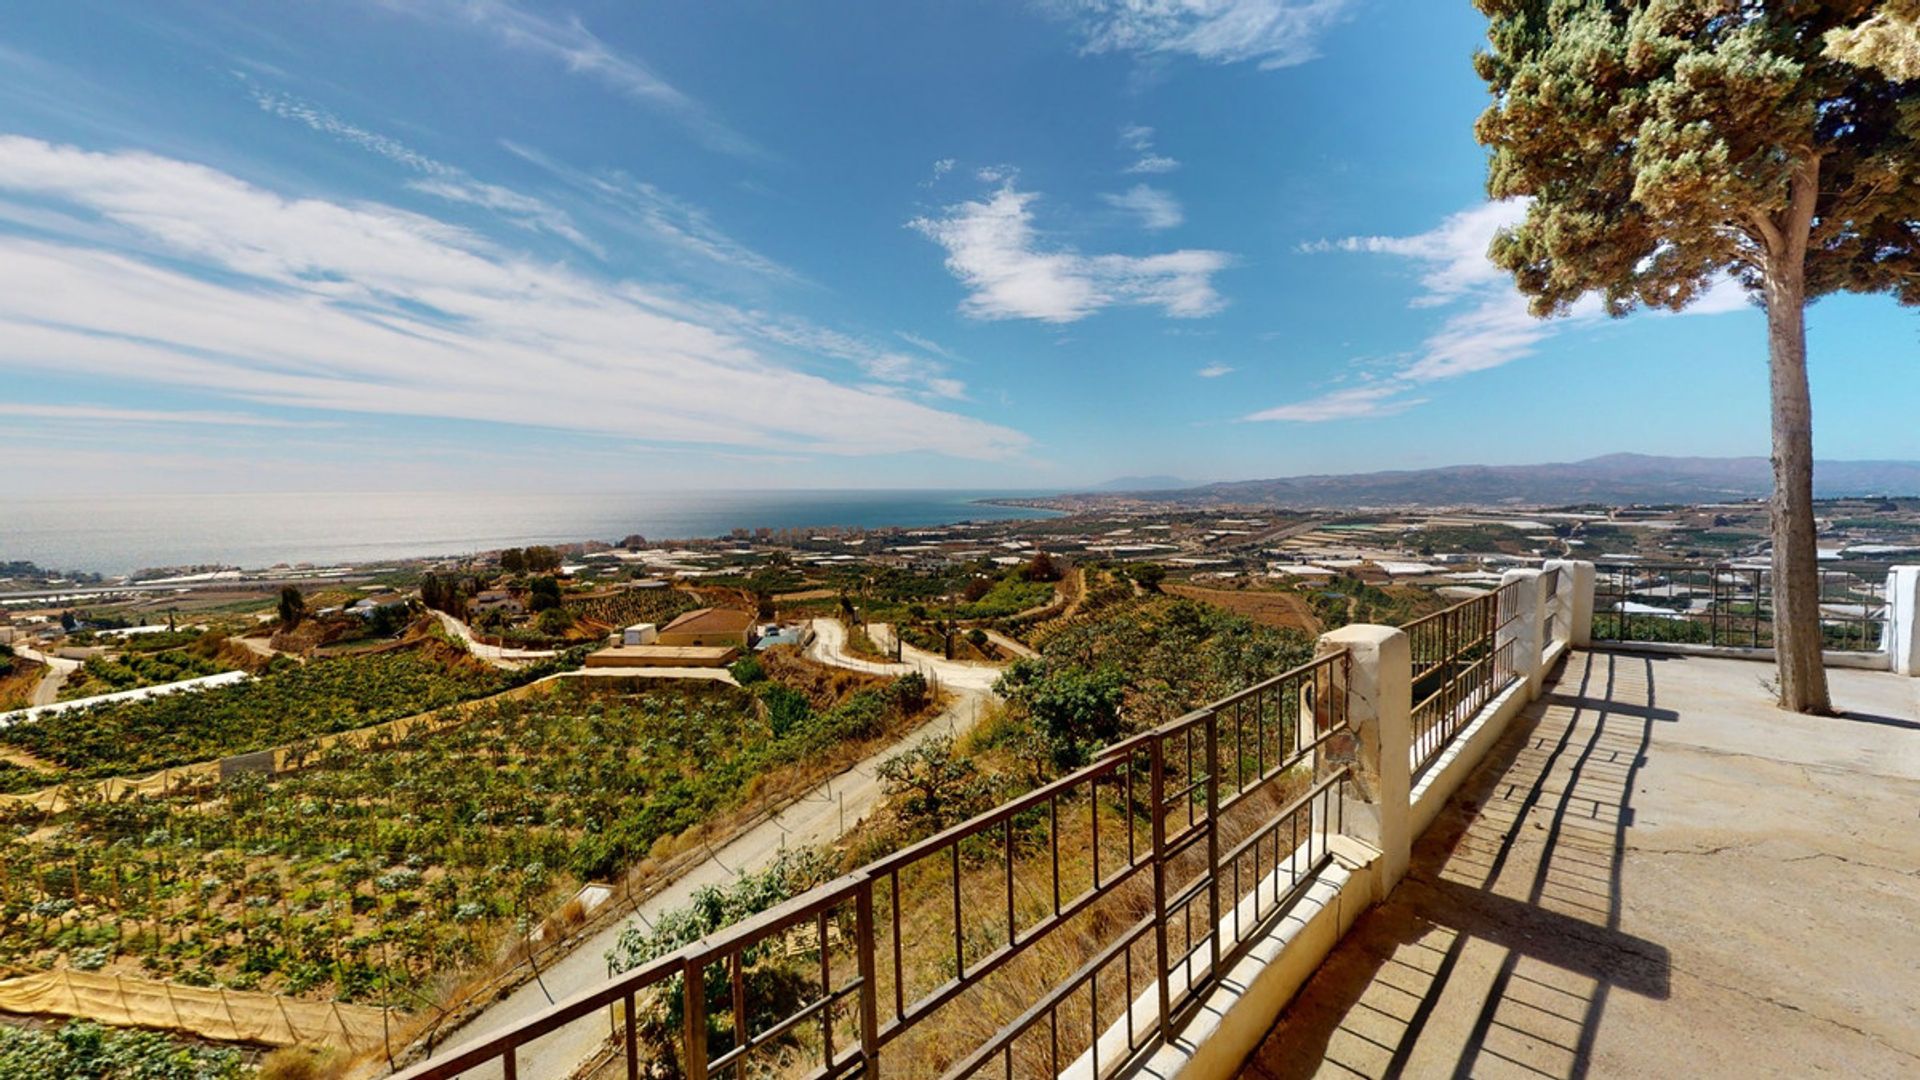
<box><xmin>424</xmin><ymin>621</ymin><xmax>1005</xmax><ymax>1079</ymax></box>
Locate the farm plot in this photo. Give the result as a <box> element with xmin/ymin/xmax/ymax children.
<box><xmin>0</xmin><ymin>642</ymin><xmax>541</xmax><ymax>783</ymax></box>
<box><xmin>0</xmin><ymin>677</ymin><xmax>926</xmax><ymax>1009</ymax></box>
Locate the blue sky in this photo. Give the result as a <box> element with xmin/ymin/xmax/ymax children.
<box><xmin>1</xmin><ymin>0</ymin><xmax>1913</xmax><ymax>495</ymax></box>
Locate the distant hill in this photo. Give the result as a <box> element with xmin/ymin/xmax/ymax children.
<box><xmin>1094</xmin><ymin>474</ymin><xmax>1194</xmax><ymax>492</ymax></box>
<box><xmin>1092</xmin><ymin>454</ymin><xmax>1920</xmax><ymax>507</ymax></box>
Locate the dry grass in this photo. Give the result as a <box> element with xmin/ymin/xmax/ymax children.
<box><xmin>1167</xmin><ymin>584</ymin><xmax>1323</xmax><ymax>635</ymax></box>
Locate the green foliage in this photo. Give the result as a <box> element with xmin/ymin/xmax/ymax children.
<box><xmin>0</xmin><ymin>682</ymin><xmax>864</xmax><ymax>1002</ymax></box>
<box><xmin>878</xmin><ymin>734</ymin><xmax>995</xmax><ymax>836</ymax></box>
<box><xmin>59</xmin><ymin>649</ymin><xmax>230</xmax><ymax>701</ymax></box>
<box><xmin>534</xmin><ymin>607</ymin><xmax>574</xmax><ymax>636</ymax></box>
<box><xmin>1474</xmin><ymin>2</ymin><xmax>1917</xmax><ymax>312</ymax></box>
<box><xmin>1129</xmin><ymin>563</ymin><xmax>1166</xmax><ymax>592</ymax></box>
<box><xmin>996</xmin><ymin>663</ymin><xmax>1126</xmax><ymax>770</ymax></box>
<box><xmin>728</xmin><ymin>655</ymin><xmax>766</xmax><ymax>685</ymax></box>
<box><xmin>1026</xmin><ymin>597</ymin><xmax>1313</xmax><ymax>733</ymax></box>
<box><xmin>0</xmin><ymin>1020</ymin><xmax>245</xmax><ymax>1079</ymax></box>
<box><xmin>756</xmin><ymin>682</ymin><xmax>812</xmax><ymax>738</ymax></box>
<box><xmin>276</xmin><ymin>586</ymin><xmax>305</xmax><ymax>628</ymax></box>
<box><xmin>2</xmin><ymin>648</ymin><xmax>524</xmax><ymax>778</ymax></box>
<box><xmin>527</xmin><ymin>576</ymin><xmax>562</xmax><ymax>613</ymax></box>
<box><xmin>565</xmin><ymin>588</ymin><xmax>697</xmax><ymax>630</ymax></box>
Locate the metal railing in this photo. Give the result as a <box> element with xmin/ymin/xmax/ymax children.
<box><xmin>390</xmin><ymin>651</ymin><xmax>1353</xmax><ymax>1080</ymax></box>
<box><xmin>1593</xmin><ymin>562</ymin><xmax>1888</xmax><ymax>653</ymax></box>
<box><xmin>1402</xmin><ymin>580</ymin><xmax>1523</xmax><ymax>776</ymax></box>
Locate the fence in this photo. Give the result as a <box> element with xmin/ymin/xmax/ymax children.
<box><xmin>1593</xmin><ymin>563</ymin><xmax>1887</xmax><ymax>653</ymax></box>
<box><xmin>391</xmin><ymin>651</ymin><xmax>1352</xmax><ymax>1080</ymax></box>
<box><xmin>1401</xmin><ymin>579</ymin><xmax>1523</xmax><ymax>776</ymax></box>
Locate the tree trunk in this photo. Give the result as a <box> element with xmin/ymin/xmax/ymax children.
<box><xmin>1763</xmin><ymin>250</ymin><xmax>1831</xmax><ymax>715</ymax></box>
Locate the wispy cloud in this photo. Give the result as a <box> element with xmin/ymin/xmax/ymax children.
<box><xmin>1196</xmin><ymin>363</ymin><xmax>1233</xmax><ymax>378</ymax></box>
<box><xmin>0</xmin><ymin>403</ymin><xmax>337</xmax><ymax>428</ymax></box>
<box><xmin>1116</xmin><ymin>124</ymin><xmax>1179</xmax><ymax>174</ymax></box>
<box><xmin>245</xmin><ymin>80</ymin><xmax>600</xmax><ymax>254</ymax></box>
<box><xmin>910</xmin><ymin>185</ymin><xmax>1230</xmax><ymax>323</ymax></box>
<box><xmin>500</xmin><ymin>140</ymin><xmax>794</xmax><ymax>282</ymax></box>
<box><xmin>1102</xmin><ymin>184</ymin><xmax>1184</xmax><ymax>230</ymax></box>
<box><xmin>1254</xmin><ymin>199</ymin><xmax>1750</xmax><ymax>422</ymax></box>
<box><xmin>1244</xmin><ymin>384</ymin><xmax>1424</xmax><ymax>422</ymax></box>
<box><xmin>1054</xmin><ymin>0</ymin><xmax>1356</xmax><ymax>71</ymax></box>
<box><xmin>0</xmin><ymin>134</ymin><xmax>1027</xmax><ymax>460</ymax></box>
<box><xmin>380</xmin><ymin>0</ymin><xmax>761</xmax><ymax>158</ymax></box>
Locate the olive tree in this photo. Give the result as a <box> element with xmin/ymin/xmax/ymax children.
<box><xmin>1472</xmin><ymin>1</ymin><xmax>1918</xmax><ymax>712</ymax></box>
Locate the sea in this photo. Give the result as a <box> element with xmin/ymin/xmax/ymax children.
<box><xmin>2</xmin><ymin>490</ymin><xmax>1063</xmax><ymax>577</ymax></box>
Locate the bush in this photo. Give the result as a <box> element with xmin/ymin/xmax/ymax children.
<box><xmin>729</xmin><ymin>655</ymin><xmax>766</xmax><ymax>685</ymax></box>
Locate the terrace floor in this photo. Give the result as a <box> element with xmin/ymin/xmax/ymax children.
<box><xmin>1239</xmin><ymin>649</ymin><xmax>1920</xmax><ymax>1080</ymax></box>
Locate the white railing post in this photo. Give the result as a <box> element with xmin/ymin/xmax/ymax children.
<box><xmin>1889</xmin><ymin>566</ymin><xmax>1920</xmax><ymax>677</ymax></box>
<box><xmin>1544</xmin><ymin>559</ymin><xmax>1596</xmax><ymax>648</ymax></box>
<box><xmin>1499</xmin><ymin>569</ymin><xmax>1548</xmax><ymax>701</ymax></box>
<box><xmin>1317</xmin><ymin>625</ymin><xmax>1411</xmax><ymax>893</ymax></box>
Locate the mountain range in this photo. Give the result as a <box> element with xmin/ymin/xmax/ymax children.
<box><xmin>1090</xmin><ymin>454</ymin><xmax>1920</xmax><ymax>508</ymax></box>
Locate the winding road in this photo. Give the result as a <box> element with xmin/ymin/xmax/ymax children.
<box><xmin>432</xmin><ymin>611</ymin><xmax>559</xmax><ymax>668</ymax></box>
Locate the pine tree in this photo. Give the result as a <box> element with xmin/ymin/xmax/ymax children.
<box><xmin>1472</xmin><ymin>1</ymin><xmax>1918</xmax><ymax>713</ymax></box>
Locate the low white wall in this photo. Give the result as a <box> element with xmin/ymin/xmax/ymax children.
<box><xmin>1591</xmin><ymin>639</ymin><xmax>1890</xmax><ymax>671</ymax></box>
<box><xmin>1070</xmin><ymin>837</ymin><xmax>1381</xmax><ymax>1080</ymax></box>
<box><xmin>1409</xmin><ymin>640</ymin><xmax>1565</xmax><ymax>837</ymax></box>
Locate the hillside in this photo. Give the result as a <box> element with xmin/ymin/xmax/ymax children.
<box><xmin>1089</xmin><ymin>454</ymin><xmax>1920</xmax><ymax>507</ymax></box>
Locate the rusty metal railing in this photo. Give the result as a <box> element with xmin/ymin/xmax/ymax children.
<box><xmin>388</xmin><ymin>651</ymin><xmax>1353</xmax><ymax>1080</ymax></box>
<box><xmin>1403</xmin><ymin>580</ymin><xmax>1522</xmax><ymax>776</ymax></box>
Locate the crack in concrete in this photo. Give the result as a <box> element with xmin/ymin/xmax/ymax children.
<box><xmin>1781</xmin><ymin>850</ymin><xmax>1920</xmax><ymax>878</ymax></box>
<box><xmin>1675</xmin><ymin>965</ymin><xmax>1920</xmax><ymax>1066</ymax></box>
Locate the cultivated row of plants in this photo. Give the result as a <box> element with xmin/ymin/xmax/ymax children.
<box><xmin>0</xmin><ymin>666</ymin><xmax>934</xmax><ymax>1008</ymax></box>
<box><xmin>0</xmin><ymin>641</ymin><xmax>551</xmax><ymax>783</ymax></box>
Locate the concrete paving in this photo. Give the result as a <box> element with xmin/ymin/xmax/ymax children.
<box><xmin>1241</xmin><ymin>649</ymin><xmax>1920</xmax><ymax>1080</ymax></box>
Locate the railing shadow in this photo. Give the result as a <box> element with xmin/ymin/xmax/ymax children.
<box><xmin>1243</xmin><ymin>651</ymin><xmax>1673</xmax><ymax>1080</ymax></box>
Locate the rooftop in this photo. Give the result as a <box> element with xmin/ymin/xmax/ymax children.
<box><xmin>1241</xmin><ymin>649</ymin><xmax>1920</xmax><ymax>1079</ymax></box>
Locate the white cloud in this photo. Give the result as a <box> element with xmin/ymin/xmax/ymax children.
<box><xmin>0</xmin><ymin>134</ymin><xmax>1027</xmax><ymax>459</ymax></box>
<box><xmin>247</xmin><ymin>81</ymin><xmax>600</xmax><ymax>254</ymax></box>
<box><xmin>382</xmin><ymin>0</ymin><xmax>760</xmax><ymax>157</ymax></box>
<box><xmin>1102</xmin><ymin>184</ymin><xmax>1184</xmax><ymax>230</ymax></box>
<box><xmin>931</xmin><ymin>158</ymin><xmax>955</xmax><ymax>178</ymax></box>
<box><xmin>500</xmin><ymin>140</ymin><xmax>793</xmax><ymax>281</ymax></box>
<box><xmin>0</xmin><ymin>403</ymin><xmax>335</xmax><ymax>428</ymax></box>
<box><xmin>1244</xmin><ymin>384</ymin><xmax>1424</xmax><ymax>422</ymax></box>
<box><xmin>1254</xmin><ymin>199</ymin><xmax>1752</xmax><ymax>422</ymax></box>
<box><xmin>1116</xmin><ymin>124</ymin><xmax>1179</xmax><ymax>174</ymax></box>
<box><xmin>1196</xmin><ymin>363</ymin><xmax>1233</xmax><ymax>378</ymax></box>
<box><xmin>909</xmin><ymin>186</ymin><xmax>1229</xmax><ymax>322</ymax></box>
<box><xmin>1123</xmin><ymin>154</ymin><xmax>1181</xmax><ymax>175</ymax></box>
<box><xmin>1058</xmin><ymin>0</ymin><xmax>1356</xmax><ymax>70</ymax></box>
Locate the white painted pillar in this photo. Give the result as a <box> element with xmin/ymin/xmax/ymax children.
<box><xmin>1499</xmin><ymin>568</ymin><xmax>1548</xmax><ymax>701</ymax></box>
<box><xmin>1544</xmin><ymin>558</ymin><xmax>1596</xmax><ymax>648</ymax></box>
<box><xmin>1317</xmin><ymin>624</ymin><xmax>1411</xmax><ymax>894</ymax></box>
<box><xmin>1888</xmin><ymin>566</ymin><xmax>1920</xmax><ymax>677</ymax></box>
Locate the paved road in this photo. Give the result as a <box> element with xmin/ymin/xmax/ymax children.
<box><xmin>981</xmin><ymin>628</ymin><xmax>1038</xmax><ymax>660</ymax></box>
<box><xmin>8</xmin><ymin>644</ymin><xmax>80</xmax><ymax>710</ymax></box>
<box><xmin>420</xmin><ymin>620</ymin><xmax>1000</xmax><ymax>1079</ymax></box>
<box><xmin>814</xmin><ymin>619</ymin><xmax>1004</xmax><ymax>693</ymax></box>
<box><xmin>432</xmin><ymin>611</ymin><xmax>558</xmax><ymax>668</ymax></box>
